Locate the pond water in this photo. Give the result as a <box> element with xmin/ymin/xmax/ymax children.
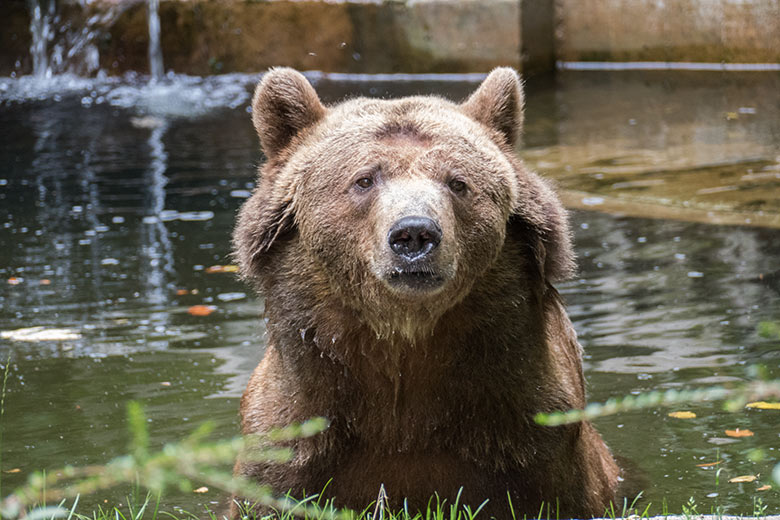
<box><xmin>1</xmin><ymin>71</ymin><xmax>779</xmax><ymax>516</ymax></box>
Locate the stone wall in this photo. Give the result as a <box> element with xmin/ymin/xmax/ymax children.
<box><xmin>3</xmin><ymin>0</ymin><xmax>779</xmax><ymax>78</ymax></box>
<box><xmin>4</xmin><ymin>0</ymin><xmax>523</xmax><ymax>77</ymax></box>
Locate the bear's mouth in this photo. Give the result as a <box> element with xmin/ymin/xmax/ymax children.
<box><xmin>387</xmin><ymin>269</ymin><xmax>445</xmax><ymax>292</ymax></box>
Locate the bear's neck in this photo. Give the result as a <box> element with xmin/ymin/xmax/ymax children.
<box><xmin>259</xmin><ymin>244</ymin><xmax>563</xmax><ymax>400</ymax></box>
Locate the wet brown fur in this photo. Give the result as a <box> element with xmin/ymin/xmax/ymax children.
<box><xmin>232</xmin><ymin>68</ymin><xmax>619</xmax><ymax>518</ymax></box>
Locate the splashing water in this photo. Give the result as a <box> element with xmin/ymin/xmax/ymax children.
<box><xmin>27</xmin><ymin>0</ymin><xmax>56</xmax><ymax>79</ymax></box>
<box><xmin>25</xmin><ymin>0</ymin><xmax>123</xmax><ymax>79</ymax></box>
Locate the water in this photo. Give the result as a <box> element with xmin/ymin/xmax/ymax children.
<box><xmin>1</xmin><ymin>71</ymin><xmax>779</xmax><ymax>515</ymax></box>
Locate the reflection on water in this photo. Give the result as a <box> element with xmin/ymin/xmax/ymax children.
<box><xmin>141</xmin><ymin>122</ymin><xmax>174</xmax><ymax>306</ymax></box>
<box><xmin>0</xmin><ymin>72</ymin><xmax>779</xmax><ymax>514</ymax></box>
<box><xmin>521</xmin><ymin>71</ymin><xmax>780</xmax><ymax>227</ymax></box>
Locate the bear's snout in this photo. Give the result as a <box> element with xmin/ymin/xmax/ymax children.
<box><xmin>387</xmin><ymin>216</ymin><xmax>442</xmax><ymax>261</ymax></box>
<box><xmin>383</xmin><ymin>215</ymin><xmax>447</xmax><ymax>293</ymax></box>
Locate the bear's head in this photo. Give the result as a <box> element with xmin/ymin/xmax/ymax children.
<box><xmin>234</xmin><ymin>68</ymin><xmax>574</xmax><ymax>339</ymax></box>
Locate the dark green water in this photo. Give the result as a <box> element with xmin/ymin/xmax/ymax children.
<box><xmin>0</xmin><ymin>71</ymin><xmax>779</xmax><ymax>516</ymax></box>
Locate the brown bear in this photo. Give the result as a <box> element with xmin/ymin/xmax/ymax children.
<box><xmin>232</xmin><ymin>67</ymin><xmax>620</xmax><ymax>519</ymax></box>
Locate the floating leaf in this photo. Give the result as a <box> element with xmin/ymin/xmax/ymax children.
<box><xmin>193</xmin><ymin>486</ymin><xmax>209</xmax><ymax>493</ymax></box>
<box><xmin>1</xmin><ymin>327</ymin><xmax>81</xmax><ymax>342</ymax></box>
<box><xmin>757</xmin><ymin>485</ymin><xmax>772</xmax><ymax>491</ymax></box>
<box><xmin>725</xmin><ymin>428</ymin><xmax>754</xmax><ymax>438</ymax></box>
<box><xmin>7</xmin><ymin>277</ymin><xmax>21</xmax><ymax>285</ymax></box>
<box><xmin>668</xmin><ymin>411</ymin><xmax>696</xmax><ymax>419</ymax></box>
<box><xmin>729</xmin><ymin>475</ymin><xmax>757</xmax><ymax>483</ymax></box>
<box><xmin>205</xmin><ymin>265</ymin><xmax>239</xmax><ymax>274</ymax></box>
<box><xmin>4</xmin><ymin>468</ymin><xmax>21</xmax><ymax>474</ymax></box>
<box><xmin>696</xmin><ymin>460</ymin><xmax>722</xmax><ymax>468</ymax></box>
<box><xmin>187</xmin><ymin>305</ymin><xmax>216</xmax><ymax>317</ymax></box>
<box><xmin>39</xmin><ymin>279</ymin><xmax>51</xmax><ymax>285</ymax></box>
<box><xmin>746</xmin><ymin>401</ymin><xmax>780</xmax><ymax>410</ymax></box>
<box><xmin>160</xmin><ymin>381</ymin><xmax>171</xmax><ymax>387</ymax></box>
<box><xmin>176</xmin><ymin>289</ymin><xmax>189</xmax><ymax>296</ymax></box>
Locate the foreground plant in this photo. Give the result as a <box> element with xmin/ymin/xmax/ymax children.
<box><xmin>0</xmin><ymin>402</ymin><xmax>331</xmax><ymax>520</ymax></box>
<box><xmin>534</xmin><ymin>378</ymin><xmax>780</xmax><ymax>426</ymax></box>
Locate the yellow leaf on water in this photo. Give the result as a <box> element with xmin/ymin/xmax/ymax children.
<box><xmin>757</xmin><ymin>485</ymin><xmax>771</xmax><ymax>491</ymax></box>
<box><xmin>724</xmin><ymin>428</ymin><xmax>754</xmax><ymax>437</ymax></box>
<box><xmin>668</xmin><ymin>411</ymin><xmax>696</xmax><ymax>419</ymax></box>
<box><xmin>746</xmin><ymin>401</ymin><xmax>780</xmax><ymax>410</ymax></box>
<box><xmin>729</xmin><ymin>475</ymin><xmax>757</xmax><ymax>483</ymax></box>
<box><xmin>205</xmin><ymin>265</ymin><xmax>239</xmax><ymax>274</ymax></box>
<box><xmin>4</xmin><ymin>468</ymin><xmax>21</xmax><ymax>474</ymax></box>
<box><xmin>193</xmin><ymin>487</ymin><xmax>209</xmax><ymax>493</ymax></box>
<box><xmin>696</xmin><ymin>460</ymin><xmax>722</xmax><ymax>468</ymax></box>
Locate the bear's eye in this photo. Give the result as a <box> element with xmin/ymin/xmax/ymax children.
<box><xmin>355</xmin><ymin>176</ymin><xmax>374</xmax><ymax>190</ymax></box>
<box><xmin>448</xmin><ymin>179</ymin><xmax>467</xmax><ymax>194</ymax></box>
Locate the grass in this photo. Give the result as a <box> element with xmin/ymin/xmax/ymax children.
<box><xmin>2</xmin><ymin>491</ymin><xmax>646</xmax><ymax>520</ymax></box>
<box><xmin>11</xmin><ymin>488</ymin><xmax>777</xmax><ymax>520</ymax></box>
<box><xmin>1</xmin><ymin>353</ymin><xmax>11</xmax><ymax>507</ymax></box>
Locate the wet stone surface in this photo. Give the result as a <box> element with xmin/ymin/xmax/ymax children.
<box><xmin>0</xmin><ymin>71</ymin><xmax>779</xmax><ymax>514</ymax></box>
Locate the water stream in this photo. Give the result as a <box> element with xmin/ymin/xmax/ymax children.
<box><xmin>147</xmin><ymin>0</ymin><xmax>164</xmax><ymax>81</ymax></box>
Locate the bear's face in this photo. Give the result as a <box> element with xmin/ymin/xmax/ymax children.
<box><xmin>234</xmin><ymin>68</ymin><xmax>574</xmax><ymax>338</ymax></box>
<box><xmin>292</xmin><ymin>99</ymin><xmax>515</xmax><ymax>305</ymax></box>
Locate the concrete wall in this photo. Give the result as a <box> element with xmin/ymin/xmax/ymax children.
<box><xmin>556</xmin><ymin>0</ymin><xmax>780</xmax><ymax>63</ymax></box>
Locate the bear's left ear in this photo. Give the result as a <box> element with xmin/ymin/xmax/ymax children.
<box><xmin>461</xmin><ymin>67</ymin><xmax>524</xmax><ymax>147</ymax></box>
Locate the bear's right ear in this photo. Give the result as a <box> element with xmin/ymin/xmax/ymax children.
<box><xmin>252</xmin><ymin>68</ymin><xmax>326</xmax><ymax>158</ymax></box>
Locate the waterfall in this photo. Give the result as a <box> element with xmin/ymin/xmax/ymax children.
<box><xmin>147</xmin><ymin>0</ymin><xmax>164</xmax><ymax>81</ymax></box>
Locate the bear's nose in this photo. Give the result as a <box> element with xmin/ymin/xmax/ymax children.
<box><xmin>388</xmin><ymin>216</ymin><xmax>442</xmax><ymax>260</ymax></box>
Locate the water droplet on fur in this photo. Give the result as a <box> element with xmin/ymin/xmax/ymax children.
<box><xmin>299</xmin><ymin>328</ymin><xmax>308</xmax><ymax>341</ymax></box>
